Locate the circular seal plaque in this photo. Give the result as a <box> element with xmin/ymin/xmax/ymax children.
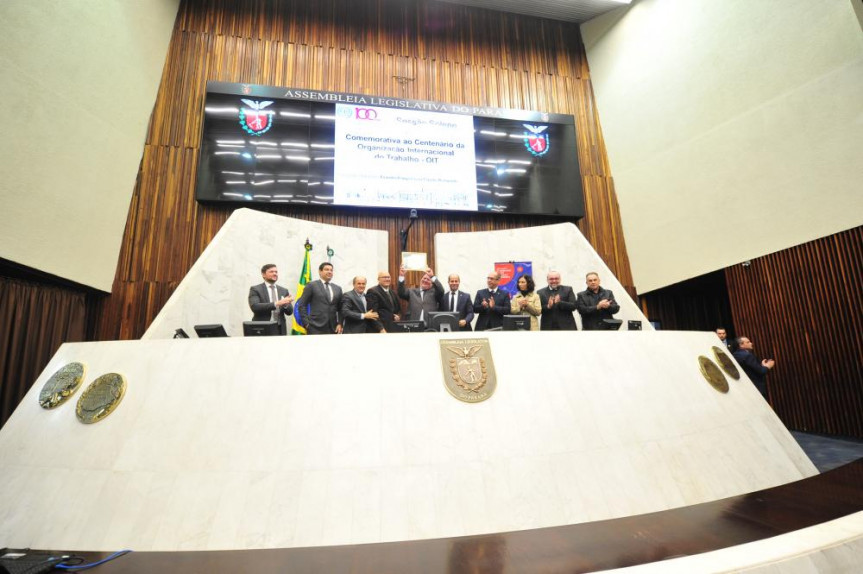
<box><xmin>76</xmin><ymin>373</ymin><xmax>127</xmax><ymax>424</ymax></box>
<box><xmin>439</xmin><ymin>338</ymin><xmax>498</xmax><ymax>403</ymax></box>
<box><xmin>712</xmin><ymin>346</ymin><xmax>740</xmax><ymax>380</ymax></box>
<box><xmin>39</xmin><ymin>362</ymin><xmax>86</xmax><ymax>409</ymax></box>
<box><xmin>698</xmin><ymin>356</ymin><xmax>729</xmax><ymax>393</ymax></box>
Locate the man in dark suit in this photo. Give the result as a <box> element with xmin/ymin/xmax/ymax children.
<box><xmin>366</xmin><ymin>270</ymin><xmax>402</xmax><ymax>333</ymax></box>
<box><xmin>442</xmin><ymin>273</ymin><xmax>474</xmax><ymax>331</ymax></box>
<box><xmin>296</xmin><ymin>262</ymin><xmax>343</xmax><ymax>334</ymax></box>
<box><xmin>248</xmin><ymin>263</ymin><xmax>294</xmax><ymax>335</ymax></box>
<box><xmin>340</xmin><ymin>276</ymin><xmax>380</xmax><ymax>334</ymax></box>
<box><xmin>473</xmin><ymin>270</ymin><xmax>510</xmax><ymax>331</ymax></box>
<box><xmin>576</xmin><ymin>271</ymin><xmax>620</xmax><ymax>330</ymax></box>
<box><xmin>397</xmin><ymin>265</ymin><xmax>444</xmax><ymax>327</ymax></box>
<box><xmin>733</xmin><ymin>336</ymin><xmax>775</xmax><ymax>399</ymax></box>
<box><xmin>537</xmin><ymin>270</ymin><xmax>577</xmax><ymax>331</ymax></box>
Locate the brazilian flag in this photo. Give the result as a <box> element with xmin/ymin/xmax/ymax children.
<box><xmin>291</xmin><ymin>242</ymin><xmax>313</xmax><ymax>335</ymax></box>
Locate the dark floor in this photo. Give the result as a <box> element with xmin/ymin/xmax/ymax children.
<box><xmin>792</xmin><ymin>431</ymin><xmax>863</xmax><ymax>472</ymax></box>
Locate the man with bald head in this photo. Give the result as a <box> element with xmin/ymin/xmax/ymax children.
<box><xmin>576</xmin><ymin>271</ymin><xmax>620</xmax><ymax>330</ymax></box>
<box><xmin>397</xmin><ymin>265</ymin><xmax>444</xmax><ymax>328</ymax></box>
<box><xmin>366</xmin><ymin>270</ymin><xmax>402</xmax><ymax>333</ymax></box>
<box><xmin>473</xmin><ymin>269</ymin><xmax>510</xmax><ymax>331</ymax></box>
<box><xmin>340</xmin><ymin>276</ymin><xmax>380</xmax><ymax>334</ymax></box>
<box><xmin>537</xmin><ymin>270</ymin><xmax>577</xmax><ymax>331</ymax></box>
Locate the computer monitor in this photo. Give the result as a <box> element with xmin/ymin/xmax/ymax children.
<box><xmin>394</xmin><ymin>320</ymin><xmax>425</xmax><ymax>333</ymax></box>
<box><xmin>428</xmin><ymin>312</ymin><xmax>460</xmax><ymax>332</ymax></box>
<box><xmin>599</xmin><ymin>319</ymin><xmax>623</xmax><ymax>331</ymax></box>
<box><xmin>194</xmin><ymin>324</ymin><xmax>229</xmax><ymax>338</ymax></box>
<box><xmin>627</xmin><ymin>320</ymin><xmax>642</xmax><ymax>331</ymax></box>
<box><xmin>243</xmin><ymin>321</ymin><xmax>280</xmax><ymax>337</ymax></box>
<box><xmin>502</xmin><ymin>315</ymin><xmax>530</xmax><ymax>331</ymax></box>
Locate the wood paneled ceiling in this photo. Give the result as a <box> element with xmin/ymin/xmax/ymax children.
<box><xmin>433</xmin><ymin>0</ymin><xmax>630</xmax><ymax>23</ymax></box>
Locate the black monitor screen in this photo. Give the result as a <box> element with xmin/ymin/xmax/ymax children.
<box><xmin>196</xmin><ymin>83</ymin><xmax>584</xmax><ymax>218</ymax></box>
<box><xmin>502</xmin><ymin>315</ymin><xmax>531</xmax><ymax>331</ymax></box>
<box><xmin>428</xmin><ymin>312</ymin><xmax>460</xmax><ymax>332</ymax></box>
<box><xmin>194</xmin><ymin>324</ymin><xmax>229</xmax><ymax>338</ymax></box>
<box><xmin>243</xmin><ymin>321</ymin><xmax>280</xmax><ymax>337</ymax></box>
<box><xmin>394</xmin><ymin>320</ymin><xmax>425</xmax><ymax>333</ymax></box>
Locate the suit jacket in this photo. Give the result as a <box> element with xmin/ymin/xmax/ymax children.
<box><xmin>397</xmin><ymin>278</ymin><xmax>444</xmax><ymax>327</ymax></box>
<box><xmin>340</xmin><ymin>290</ymin><xmax>375</xmax><ymax>334</ymax></box>
<box><xmin>510</xmin><ymin>291</ymin><xmax>542</xmax><ymax>331</ymax></box>
<box><xmin>248</xmin><ymin>282</ymin><xmax>293</xmax><ymax>335</ymax></box>
<box><xmin>366</xmin><ymin>285</ymin><xmax>401</xmax><ymax>333</ymax></box>
<box><xmin>576</xmin><ymin>287</ymin><xmax>620</xmax><ymax>330</ymax></box>
<box><xmin>537</xmin><ymin>285</ymin><xmax>578</xmax><ymax>331</ymax></box>
<box><xmin>472</xmin><ymin>289</ymin><xmax>510</xmax><ymax>331</ymax></box>
<box><xmin>296</xmin><ymin>279</ymin><xmax>342</xmax><ymax>334</ymax></box>
<box><xmin>442</xmin><ymin>290</ymin><xmax>474</xmax><ymax>331</ymax></box>
<box><xmin>732</xmin><ymin>349</ymin><xmax>769</xmax><ymax>398</ymax></box>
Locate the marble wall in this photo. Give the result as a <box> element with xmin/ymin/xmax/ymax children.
<box><xmin>142</xmin><ymin>209</ymin><xmax>389</xmax><ymax>339</ymax></box>
<box><xmin>436</xmin><ymin>222</ymin><xmax>651</xmax><ymax>330</ymax></box>
<box><xmin>0</xmin><ymin>330</ymin><xmax>814</xmax><ymax>551</ymax></box>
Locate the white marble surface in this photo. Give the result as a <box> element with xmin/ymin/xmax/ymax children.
<box><xmin>435</xmin><ymin>222</ymin><xmax>652</xmax><ymax>330</ymax></box>
<box><xmin>142</xmin><ymin>209</ymin><xmax>389</xmax><ymax>339</ymax></box>
<box><xmin>0</xmin><ymin>330</ymin><xmax>816</xmax><ymax>552</ymax></box>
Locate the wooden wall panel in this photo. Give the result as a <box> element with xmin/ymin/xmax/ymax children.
<box><xmin>725</xmin><ymin>226</ymin><xmax>863</xmax><ymax>438</ymax></box>
<box><xmin>0</xmin><ymin>275</ymin><xmax>89</xmax><ymax>428</ymax></box>
<box><xmin>638</xmin><ymin>270</ymin><xmax>735</xmax><ymax>333</ymax></box>
<box><xmin>91</xmin><ymin>0</ymin><xmax>635</xmax><ymax>340</ymax></box>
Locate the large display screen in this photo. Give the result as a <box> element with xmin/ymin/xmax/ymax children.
<box><xmin>196</xmin><ymin>82</ymin><xmax>584</xmax><ymax>217</ymax></box>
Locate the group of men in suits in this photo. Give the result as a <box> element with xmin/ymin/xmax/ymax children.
<box><xmin>249</xmin><ymin>263</ymin><xmax>620</xmax><ymax>335</ymax></box>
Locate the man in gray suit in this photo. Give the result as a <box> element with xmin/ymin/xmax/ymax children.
<box><xmin>248</xmin><ymin>263</ymin><xmax>294</xmax><ymax>335</ymax></box>
<box><xmin>296</xmin><ymin>262</ymin><xmax>343</xmax><ymax>334</ymax></box>
<box><xmin>397</xmin><ymin>265</ymin><xmax>444</xmax><ymax>328</ymax></box>
<box><xmin>341</xmin><ymin>276</ymin><xmax>380</xmax><ymax>334</ymax></box>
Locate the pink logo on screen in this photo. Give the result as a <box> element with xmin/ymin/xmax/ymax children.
<box><xmin>354</xmin><ymin>107</ymin><xmax>378</xmax><ymax>120</ymax></box>
<box><xmin>522</xmin><ymin>124</ymin><xmax>549</xmax><ymax>157</ymax></box>
<box><xmin>239</xmin><ymin>99</ymin><xmax>274</xmax><ymax>136</ymax></box>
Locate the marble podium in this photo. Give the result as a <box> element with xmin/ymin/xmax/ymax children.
<box><xmin>0</xmin><ymin>331</ymin><xmax>814</xmax><ymax>551</ymax></box>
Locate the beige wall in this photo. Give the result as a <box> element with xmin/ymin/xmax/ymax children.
<box><xmin>582</xmin><ymin>0</ymin><xmax>863</xmax><ymax>293</ymax></box>
<box><xmin>0</xmin><ymin>0</ymin><xmax>179</xmax><ymax>291</ymax></box>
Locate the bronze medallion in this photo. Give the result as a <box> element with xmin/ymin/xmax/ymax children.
<box><xmin>439</xmin><ymin>338</ymin><xmax>497</xmax><ymax>403</ymax></box>
<box><xmin>39</xmin><ymin>362</ymin><xmax>86</xmax><ymax>409</ymax></box>
<box><xmin>698</xmin><ymin>356</ymin><xmax>729</xmax><ymax>393</ymax></box>
<box><xmin>712</xmin><ymin>346</ymin><xmax>740</xmax><ymax>380</ymax></box>
<box><xmin>76</xmin><ymin>373</ymin><xmax>127</xmax><ymax>424</ymax></box>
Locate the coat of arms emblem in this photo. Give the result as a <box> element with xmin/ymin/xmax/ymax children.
<box><xmin>439</xmin><ymin>338</ymin><xmax>497</xmax><ymax>403</ymax></box>
<box><xmin>523</xmin><ymin>124</ymin><xmax>550</xmax><ymax>157</ymax></box>
<box><xmin>239</xmin><ymin>99</ymin><xmax>274</xmax><ymax>136</ymax></box>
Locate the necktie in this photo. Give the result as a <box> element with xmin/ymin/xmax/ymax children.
<box><xmin>450</xmin><ymin>292</ymin><xmax>456</xmax><ymax>312</ymax></box>
<box><xmin>360</xmin><ymin>293</ymin><xmax>366</xmax><ymax>312</ymax></box>
<box><xmin>269</xmin><ymin>284</ymin><xmax>278</xmax><ymax>321</ymax></box>
<box><xmin>325</xmin><ymin>282</ymin><xmax>332</xmax><ymax>301</ymax></box>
